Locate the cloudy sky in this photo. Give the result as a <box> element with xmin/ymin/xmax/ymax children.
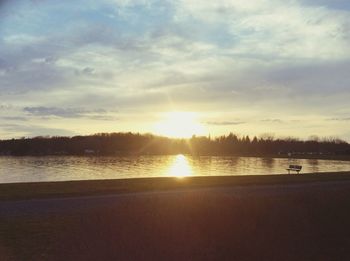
<box><xmin>1</xmin><ymin>0</ymin><xmax>350</xmax><ymax>140</ymax></box>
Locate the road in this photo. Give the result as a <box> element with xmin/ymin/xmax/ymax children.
<box><xmin>1</xmin><ymin>181</ymin><xmax>350</xmax><ymax>260</ymax></box>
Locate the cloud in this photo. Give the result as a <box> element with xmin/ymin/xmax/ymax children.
<box><xmin>206</xmin><ymin>121</ymin><xmax>246</xmax><ymax>126</ymax></box>
<box><xmin>328</xmin><ymin>117</ymin><xmax>350</xmax><ymax>121</ymax></box>
<box><xmin>261</xmin><ymin>119</ymin><xmax>284</xmax><ymax>123</ymax></box>
<box><xmin>299</xmin><ymin>0</ymin><xmax>350</xmax><ymax>10</ymax></box>
<box><xmin>176</xmin><ymin>0</ymin><xmax>350</xmax><ymax>60</ymax></box>
<box><xmin>0</xmin><ymin>104</ymin><xmax>14</xmax><ymax>110</ymax></box>
<box><xmin>0</xmin><ymin>123</ymin><xmax>76</xmax><ymax>138</ymax></box>
<box><xmin>0</xmin><ymin>116</ymin><xmax>28</xmax><ymax>121</ymax></box>
<box><xmin>23</xmin><ymin>106</ymin><xmax>109</xmax><ymax>119</ymax></box>
<box><xmin>88</xmin><ymin>115</ymin><xmax>119</xmax><ymax>121</ymax></box>
<box><xmin>265</xmin><ymin>61</ymin><xmax>350</xmax><ymax>94</ymax></box>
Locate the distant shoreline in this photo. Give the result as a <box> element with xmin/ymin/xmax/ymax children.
<box><xmin>1</xmin><ymin>172</ymin><xmax>350</xmax><ymax>201</ymax></box>
<box><xmin>1</xmin><ymin>153</ymin><xmax>350</xmax><ymax>162</ymax></box>
<box><xmin>1</xmin><ymin>133</ymin><xmax>349</xmax><ymax>158</ymax></box>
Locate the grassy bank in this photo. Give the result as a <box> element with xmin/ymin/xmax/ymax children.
<box><xmin>1</xmin><ymin>172</ymin><xmax>350</xmax><ymax>201</ymax></box>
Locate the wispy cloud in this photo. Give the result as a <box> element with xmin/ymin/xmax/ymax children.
<box><xmin>261</xmin><ymin>119</ymin><xmax>284</xmax><ymax>123</ymax></box>
<box><xmin>0</xmin><ymin>116</ymin><xmax>28</xmax><ymax>121</ymax></box>
<box><xmin>23</xmin><ymin>106</ymin><xmax>114</xmax><ymax>120</ymax></box>
<box><xmin>0</xmin><ymin>123</ymin><xmax>76</xmax><ymax>138</ymax></box>
<box><xmin>328</xmin><ymin>117</ymin><xmax>350</xmax><ymax>121</ymax></box>
<box><xmin>206</xmin><ymin>121</ymin><xmax>246</xmax><ymax>126</ymax></box>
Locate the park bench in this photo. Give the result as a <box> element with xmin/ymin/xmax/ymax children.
<box><xmin>286</xmin><ymin>165</ymin><xmax>302</xmax><ymax>174</ymax></box>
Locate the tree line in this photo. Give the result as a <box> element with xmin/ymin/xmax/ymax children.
<box><xmin>0</xmin><ymin>132</ymin><xmax>349</xmax><ymax>157</ymax></box>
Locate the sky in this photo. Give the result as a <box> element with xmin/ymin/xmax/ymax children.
<box><xmin>0</xmin><ymin>0</ymin><xmax>350</xmax><ymax>140</ymax></box>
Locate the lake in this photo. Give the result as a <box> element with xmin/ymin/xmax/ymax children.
<box><xmin>0</xmin><ymin>155</ymin><xmax>349</xmax><ymax>183</ymax></box>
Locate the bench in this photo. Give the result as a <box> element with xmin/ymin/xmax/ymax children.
<box><xmin>286</xmin><ymin>165</ymin><xmax>302</xmax><ymax>174</ymax></box>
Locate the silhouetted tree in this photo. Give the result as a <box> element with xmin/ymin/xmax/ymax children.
<box><xmin>0</xmin><ymin>132</ymin><xmax>349</xmax><ymax>157</ymax></box>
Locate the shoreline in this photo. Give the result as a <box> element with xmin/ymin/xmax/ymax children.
<box><xmin>1</xmin><ymin>154</ymin><xmax>350</xmax><ymax>161</ymax></box>
<box><xmin>1</xmin><ymin>171</ymin><xmax>350</xmax><ymax>201</ymax></box>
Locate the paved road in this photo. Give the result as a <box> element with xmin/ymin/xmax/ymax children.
<box><xmin>1</xmin><ymin>180</ymin><xmax>350</xmax><ymax>217</ymax></box>
<box><xmin>1</xmin><ymin>181</ymin><xmax>350</xmax><ymax>260</ymax></box>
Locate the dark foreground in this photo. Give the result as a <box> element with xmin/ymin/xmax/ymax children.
<box><xmin>1</xmin><ymin>174</ymin><xmax>350</xmax><ymax>260</ymax></box>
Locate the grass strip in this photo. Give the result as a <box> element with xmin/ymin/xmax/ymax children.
<box><xmin>1</xmin><ymin>172</ymin><xmax>350</xmax><ymax>201</ymax></box>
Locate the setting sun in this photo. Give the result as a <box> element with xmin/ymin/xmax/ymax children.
<box><xmin>154</xmin><ymin>112</ymin><xmax>207</xmax><ymax>138</ymax></box>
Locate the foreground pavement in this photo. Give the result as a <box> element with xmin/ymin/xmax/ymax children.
<box><xmin>1</xmin><ymin>180</ymin><xmax>350</xmax><ymax>260</ymax></box>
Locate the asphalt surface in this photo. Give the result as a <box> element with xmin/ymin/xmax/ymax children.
<box><xmin>1</xmin><ymin>181</ymin><xmax>350</xmax><ymax>260</ymax></box>
<box><xmin>1</xmin><ymin>180</ymin><xmax>350</xmax><ymax>217</ymax></box>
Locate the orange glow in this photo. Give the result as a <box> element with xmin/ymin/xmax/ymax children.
<box><xmin>154</xmin><ymin>111</ymin><xmax>206</xmax><ymax>138</ymax></box>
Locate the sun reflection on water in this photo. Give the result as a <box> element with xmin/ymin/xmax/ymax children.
<box><xmin>166</xmin><ymin>154</ymin><xmax>193</xmax><ymax>178</ymax></box>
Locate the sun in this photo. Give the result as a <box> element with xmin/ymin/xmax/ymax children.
<box><xmin>154</xmin><ymin>111</ymin><xmax>206</xmax><ymax>138</ymax></box>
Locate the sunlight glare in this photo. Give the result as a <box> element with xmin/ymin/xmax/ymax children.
<box><xmin>154</xmin><ymin>111</ymin><xmax>206</xmax><ymax>138</ymax></box>
<box><xmin>166</xmin><ymin>154</ymin><xmax>193</xmax><ymax>178</ymax></box>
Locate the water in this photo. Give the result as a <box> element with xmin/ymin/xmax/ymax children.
<box><xmin>0</xmin><ymin>155</ymin><xmax>349</xmax><ymax>183</ymax></box>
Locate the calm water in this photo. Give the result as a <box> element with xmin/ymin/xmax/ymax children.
<box><xmin>0</xmin><ymin>155</ymin><xmax>349</xmax><ymax>183</ymax></box>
